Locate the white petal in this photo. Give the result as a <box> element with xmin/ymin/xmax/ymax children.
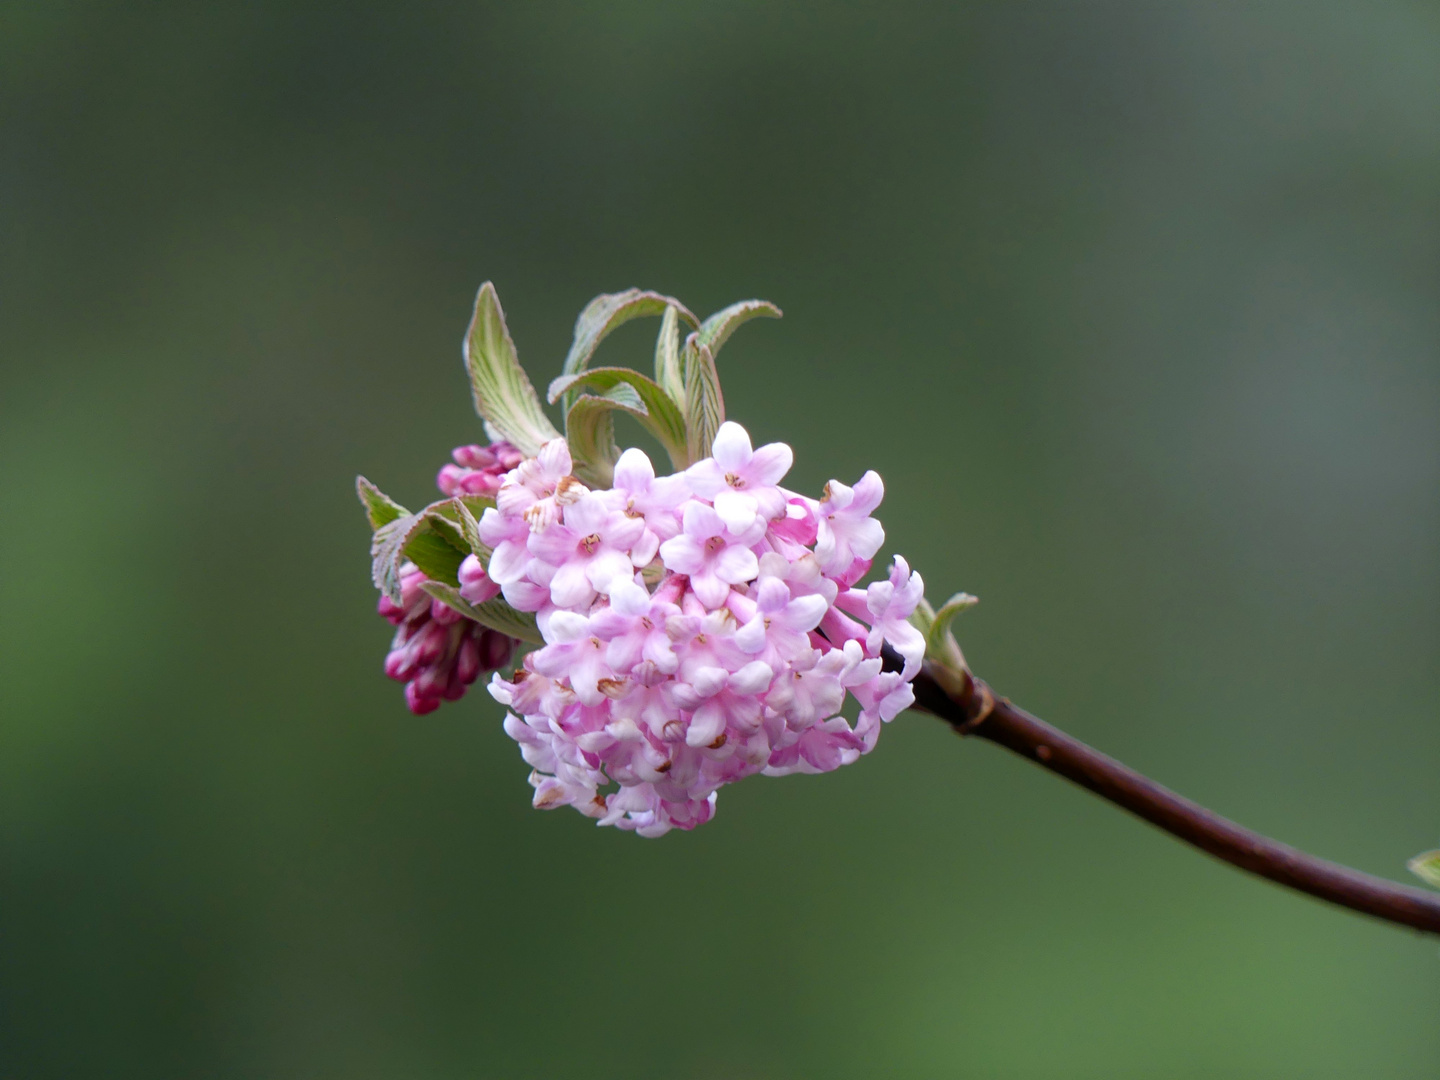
<box><xmin>710</xmin><ymin>421</ymin><xmax>753</xmax><ymax>471</ymax></box>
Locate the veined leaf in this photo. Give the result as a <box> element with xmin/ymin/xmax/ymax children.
<box><xmin>356</xmin><ymin>476</ymin><xmax>408</xmax><ymax>530</ymax></box>
<box><xmin>371</xmin><ymin>506</ymin><xmax>471</xmax><ymax>601</ymax></box>
<box><xmin>421</xmin><ymin>580</ymin><xmax>544</xmax><ymax>645</ymax></box>
<box><xmin>681</xmin><ymin>337</ymin><xmax>724</xmax><ymax>463</ymax></box>
<box><xmin>697</xmin><ymin>299</ymin><xmax>782</xmax><ymax>358</ymax></box>
<box><xmin>565</xmin><ymin>383</ymin><xmax>650</xmax><ymax>487</ymax></box>
<box><xmin>423</xmin><ymin>496</ymin><xmax>493</xmax><ymax>559</ymax></box>
<box><xmin>560</xmin><ymin>289</ymin><xmax>698</xmax><ymax>412</ymax></box>
<box><xmin>654</xmin><ymin>304</ymin><xmax>684</xmax><ymax>405</ymax></box>
<box><xmin>405</xmin><ymin>530</ymin><xmax>466</xmax><ymax>586</ymax></box>
<box><xmin>1409</xmin><ymin>850</ymin><xmax>1440</xmax><ymax>889</ymax></box>
<box><xmin>464</xmin><ymin>282</ymin><xmax>562</xmax><ymax>456</ymax></box>
<box><xmin>371</xmin><ymin>513</ymin><xmax>426</xmax><ymax>600</ymax></box>
<box><xmin>548</xmin><ymin>367</ymin><xmax>688</xmax><ymax>470</ymax></box>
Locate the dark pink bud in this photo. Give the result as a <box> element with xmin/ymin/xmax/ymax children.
<box><xmin>453</xmin><ymin>633</ymin><xmax>483</xmax><ymax>685</ymax></box>
<box><xmin>430</xmin><ymin>598</ymin><xmax>464</xmax><ymax>625</ymax></box>
<box><xmin>459</xmin><ymin>471</ymin><xmax>502</xmax><ymax>496</ymax></box>
<box><xmin>479</xmin><ymin>629</ymin><xmax>515</xmax><ymax>671</ymax></box>
<box><xmin>452</xmin><ymin>444</ymin><xmax>498</xmax><ymax>469</ymax></box>
<box><xmin>404</xmin><ymin>681</ymin><xmax>441</xmax><ymax>715</ymax></box>
<box><xmin>437</xmin><ymin>463</ymin><xmax>468</xmax><ymax>496</ymax></box>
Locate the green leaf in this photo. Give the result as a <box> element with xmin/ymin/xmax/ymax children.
<box><xmin>909</xmin><ymin>598</ymin><xmax>937</xmax><ymax>641</ymax></box>
<box><xmin>356</xmin><ymin>476</ymin><xmax>408</xmax><ymax>530</ymax></box>
<box><xmin>560</xmin><ymin>289</ymin><xmax>698</xmax><ymax>412</ymax></box>
<box><xmin>696</xmin><ymin>299</ymin><xmax>782</xmax><ymax>358</ymax></box>
<box><xmin>926</xmin><ymin>592</ymin><xmax>979</xmax><ymax>658</ymax></box>
<box><xmin>564</xmin><ymin>384</ymin><xmax>651</xmax><ymax>487</ymax></box>
<box><xmin>464</xmin><ymin>282</ymin><xmax>562</xmax><ymax>456</ymax></box>
<box><xmin>1409</xmin><ymin>850</ymin><xmax>1440</xmax><ymax>889</ymax></box>
<box><xmin>682</xmin><ymin>337</ymin><xmax>724</xmax><ymax>463</ymax></box>
<box><xmin>371</xmin><ymin>513</ymin><xmax>426</xmax><ymax>600</ymax></box>
<box><xmin>547</xmin><ymin>366</ymin><xmax>689</xmax><ymax>470</ymax></box>
<box><xmin>370</xmin><ymin>505</ymin><xmax>472</xmax><ymax>601</ymax></box>
<box><xmin>404</xmin><ymin>530</ymin><xmax>466</xmax><ymax>586</ymax></box>
<box><xmin>654</xmin><ymin>304</ymin><xmax>684</xmax><ymax>405</ymax></box>
<box><xmin>424</xmin><ymin>496</ymin><xmax>492</xmax><ymax>559</ymax></box>
<box><xmin>421</xmin><ymin>580</ymin><xmax>544</xmax><ymax>645</ymax></box>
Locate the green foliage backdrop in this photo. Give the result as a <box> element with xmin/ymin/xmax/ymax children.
<box><xmin>3</xmin><ymin>3</ymin><xmax>1438</xmax><ymax>1076</ymax></box>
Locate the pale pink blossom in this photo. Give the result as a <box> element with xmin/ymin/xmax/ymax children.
<box><xmin>526</xmin><ymin>492</ymin><xmax>647</xmax><ymax>608</ymax></box>
<box><xmin>814</xmin><ymin>470</ymin><xmax>885</xmax><ymax>583</ymax></box>
<box><xmin>657</xmin><ymin>502</ymin><xmax>761</xmax><ymax>608</ymax></box>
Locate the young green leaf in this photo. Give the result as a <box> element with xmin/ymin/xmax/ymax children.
<box><xmin>564</xmin><ymin>384</ymin><xmax>650</xmax><ymax>487</ymax></box>
<box><xmin>421</xmin><ymin>580</ymin><xmax>544</xmax><ymax>645</ymax></box>
<box><xmin>926</xmin><ymin>592</ymin><xmax>979</xmax><ymax>658</ymax></box>
<box><xmin>371</xmin><ymin>509</ymin><xmax>470</xmax><ymax>601</ymax></box>
<box><xmin>421</xmin><ymin>497</ymin><xmax>492</xmax><ymax>559</ymax></box>
<box><xmin>909</xmin><ymin>597</ymin><xmax>937</xmax><ymax>641</ymax></box>
<box><xmin>371</xmin><ymin>513</ymin><xmax>426</xmax><ymax>600</ymax></box>
<box><xmin>682</xmin><ymin>337</ymin><xmax>724</xmax><ymax>463</ymax></box>
<box><xmin>1409</xmin><ymin>850</ymin><xmax>1440</xmax><ymax>889</ymax></box>
<box><xmin>654</xmin><ymin>304</ymin><xmax>684</xmax><ymax>405</ymax></box>
<box><xmin>404</xmin><ymin>530</ymin><xmax>467</xmax><ymax>586</ymax></box>
<box><xmin>696</xmin><ymin>299</ymin><xmax>782</xmax><ymax>358</ymax></box>
<box><xmin>356</xmin><ymin>476</ymin><xmax>408</xmax><ymax>530</ymax></box>
<box><xmin>560</xmin><ymin>289</ymin><xmax>697</xmax><ymax>413</ymax></box>
<box><xmin>464</xmin><ymin>282</ymin><xmax>562</xmax><ymax>456</ymax></box>
<box><xmin>548</xmin><ymin>366</ymin><xmax>689</xmax><ymax>470</ymax></box>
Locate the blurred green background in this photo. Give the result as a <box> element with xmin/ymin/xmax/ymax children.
<box><xmin>3</xmin><ymin>3</ymin><xmax>1438</xmax><ymax>1076</ymax></box>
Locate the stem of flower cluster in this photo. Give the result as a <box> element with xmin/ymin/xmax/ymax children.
<box><xmin>901</xmin><ymin>657</ymin><xmax>1440</xmax><ymax>935</ymax></box>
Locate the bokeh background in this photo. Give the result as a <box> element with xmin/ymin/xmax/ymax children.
<box><xmin>4</xmin><ymin>3</ymin><xmax>1439</xmax><ymax>1076</ymax></box>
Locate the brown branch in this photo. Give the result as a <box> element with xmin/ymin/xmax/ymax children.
<box><xmin>902</xmin><ymin>657</ymin><xmax>1440</xmax><ymax>935</ymax></box>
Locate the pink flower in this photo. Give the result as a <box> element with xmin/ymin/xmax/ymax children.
<box><xmin>497</xmin><ymin>437</ymin><xmax>586</xmax><ymax>531</ymax></box>
<box><xmin>611</xmin><ymin>447</ymin><xmax>690</xmax><ymax>541</ymax></box>
<box><xmin>527</xmin><ymin>491</ymin><xmax>649</xmax><ymax>608</ymax></box>
<box><xmin>589</xmin><ymin>578</ymin><xmax>682</xmax><ymax>673</ymax></box>
<box><xmin>838</xmin><ymin>555</ymin><xmax>926</xmax><ymax>678</ymax></box>
<box><xmin>686</xmin><ymin>421</ymin><xmax>792</xmax><ymax>530</ymax></box>
<box><xmin>732</xmin><ymin>573</ymin><xmax>830</xmax><ymax>667</ymax></box>
<box><xmin>529</xmin><ymin>610</ymin><xmax>613</xmax><ymax>706</ymax></box>
<box><xmin>814</xmin><ymin>471</ymin><xmax>885</xmax><ymax>583</ymax></box>
<box><xmin>657</xmin><ymin>502</ymin><xmax>761</xmax><ymax>608</ymax></box>
<box><xmin>457</xmin><ymin>553</ymin><xmax>501</xmax><ymax>605</ymax></box>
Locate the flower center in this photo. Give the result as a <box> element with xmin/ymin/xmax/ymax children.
<box><xmin>725</xmin><ymin>472</ymin><xmax>746</xmax><ymax>489</ymax></box>
<box><xmin>580</xmin><ymin>533</ymin><xmax>601</xmax><ymax>554</ymax></box>
<box><xmin>705</xmin><ymin>536</ymin><xmax>726</xmax><ymax>555</ymax></box>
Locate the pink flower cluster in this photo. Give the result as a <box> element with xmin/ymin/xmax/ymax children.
<box><xmin>484</xmin><ymin>422</ymin><xmax>924</xmax><ymax>837</ymax></box>
<box><xmin>378</xmin><ymin>562</ymin><xmax>516</xmax><ymax>715</ymax></box>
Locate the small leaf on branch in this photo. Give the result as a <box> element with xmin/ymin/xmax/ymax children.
<box><xmin>1409</xmin><ymin>850</ymin><xmax>1440</xmax><ymax>889</ymax></box>
<box><xmin>926</xmin><ymin>592</ymin><xmax>978</xmax><ymax>658</ymax></box>
<box><xmin>464</xmin><ymin>282</ymin><xmax>562</xmax><ymax>456</ymax></box>
<box><xmin>356</xmin><ymin>476</ymin><xmax>408</xmax><ymax>530</ymax></box>
<box><xmin>696</xmin><ymin>299</ymin><xmax>782</xmax><ymax>358</ymax></box>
